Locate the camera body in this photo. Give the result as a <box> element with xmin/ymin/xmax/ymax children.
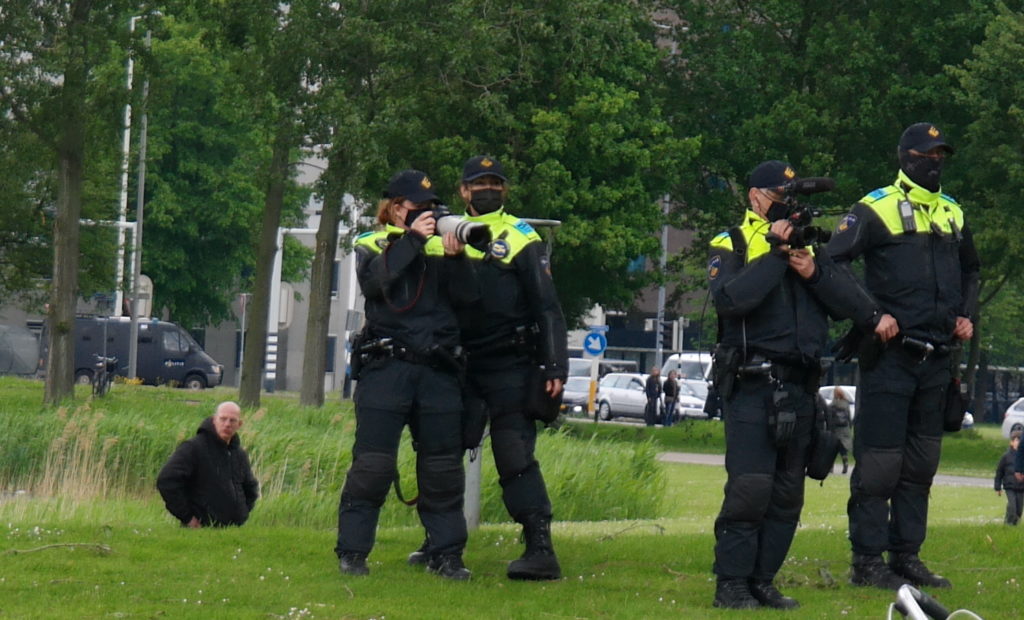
<box><xmin>778</xmin><ymin>177</ymin><xmax>836</xmax><ymax>249</ymax></box>
<box><xmin>431</xmin><ymin>205</ymin><xmax>492</xmax><ymax>249</ymax></box>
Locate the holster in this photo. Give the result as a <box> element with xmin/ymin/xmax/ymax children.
<box><xmin>348</xmin><ymin>328</ymin><xmax>369</xmax><ymax>380</ymax></box>
<box><xmin>526</xmin><ymin>366</ymin><xmax>562</xmax><ymax>425</ymax></box>
<box><xmin>767</xmin><ymin>388</ymin><xmax>797</xmax><ymax>447</ymax></box>
<box><xmin>711</xmin><ymin>344</ymin><xmax>742</xmax><ymax>401</ymax></box>
<box><xmin>462</xmin><ymin>386</ymin><xmax>489</xmax><ymax>450</ymax></box>
<box><xmin>858</xmin><ymin>334</ymin><xmax>884</xmax><ymax>371</ymax></box>
<box><xmin>806</xmin><ymin>395</ymin><xmax>840</xmax><ymax>482</ymax></box>
<box><xmin>943</xmin><ymin>377</ymin><xmax>967</xmax><ymax>433</ymax></box>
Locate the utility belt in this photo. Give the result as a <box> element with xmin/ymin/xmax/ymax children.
<box><xmin>465</xmin><ymin>324</ymin><xmax>539</xmax><ymax>360</ymax></box>
<box><xmin>351</xmin><ymin>334</ymin><xmax>465</xmax><ymax>379</ymax></box>
<box><xmin>737</xmin><ymin>355</ymin><xmax>820</xmax><ymax>394</ymax></box>
<box><xmin>897</xmin><ymin>336</ymin><xmax>955</xmax><ymax>363</ymax></box>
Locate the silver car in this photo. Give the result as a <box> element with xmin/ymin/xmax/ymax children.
<box><xmin>596</xmin><ymin>373</ymin><xmax>650</xmax><ymax>421</ymax></box>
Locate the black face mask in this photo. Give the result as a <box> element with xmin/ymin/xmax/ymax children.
<box><xmin>470</xmin><ymin>189</ymin><xmax>503</xmax><ymax>214</ymax></box>
<box><xmin>404</xmin><ymin>207</ymin><xmax>430</xmax><ymax>228</ymax></box>
<box><xmin>766</xmin><ymin>200</ymin><xmax>790</xmax><ymax>222</ymax></box>
<box><xmin>899</xmin><ymin>149</ymin><xmax>943</xmax><ymax>192</ymax></box>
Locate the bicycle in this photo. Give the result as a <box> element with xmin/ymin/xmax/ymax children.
<box><xmin>92</xmin><ymin>354</ymin><xmax>118</xmax><ymax>397</ymax></box>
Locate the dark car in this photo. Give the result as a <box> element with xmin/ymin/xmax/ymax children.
<box><xmin>560</xmin><ymin>376</ymin><xmax>592</xmax><ymax>416</ymax></box>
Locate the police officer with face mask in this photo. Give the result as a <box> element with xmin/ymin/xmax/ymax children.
<box><xmin>708</xmin><ymin>161</ymin><xmax>856</xmax><ymax>610</ymax></box>
<box><xmin>406</xmin><ymin>155</ymin><xmax>568</xmax><ymax>580</ymax></box>
<box><xmin>335</xmin><ymin>169</ymin><xmax>479</xmax><ymax>580</ymax></box>
<box><xmin>827</xmin><ymin>123</ymin><xmax>980</xmax><ymax>591</ymax></box>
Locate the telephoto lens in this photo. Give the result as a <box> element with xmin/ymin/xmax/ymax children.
<box><xmin>433</xmin><ymin>206</ymin><xmax>492</xmax><ymax>248</ymax></box>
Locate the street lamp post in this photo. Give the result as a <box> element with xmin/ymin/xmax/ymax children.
<box><xmin>127</xmin><ymin>26</ymin><xmax>152</xmax><ymax>380</ymax></box>
<box><xmin>113</xmin><ymin>15</ymin><xmax>142</xmax><ymax>316</ymax></box>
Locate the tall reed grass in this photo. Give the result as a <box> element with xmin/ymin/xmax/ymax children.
<box><xmin>0</xmin><ymin>378</ymin><xmax>663</xmax><ymax>528</ymax></box>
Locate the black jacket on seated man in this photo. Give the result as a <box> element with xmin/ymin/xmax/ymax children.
<box><xmin>157</xmin><ymin>416</ymin><xmax>259</xmax><ymax>527</ymax></box>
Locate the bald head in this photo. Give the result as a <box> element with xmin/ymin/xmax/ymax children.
<box><xmin>212</xmin><ymin>401</ymin><xmax>243</xmax><ymax>443</ymax></box>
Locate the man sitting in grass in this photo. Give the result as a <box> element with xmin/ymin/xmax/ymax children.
<box><xmin>156</xmin><ymin>401</ymin><xmax>259</xmax><ymax>528</ymax></box>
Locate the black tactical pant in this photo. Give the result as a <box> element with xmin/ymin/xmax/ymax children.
<box><xmin>713</xmin><ymin>375</ymin><xmax>815</xmax><ymax>581</ymax></box>
<box><xmin>335</xmin><ymin>359</ymin><xmax>466</xmax><ymax>557</ymax></box>
<box><xmin>467</xmin><ymin>362</ymin><xmax>552</xmax><ymax>523</ymax></box>
<box><xmin>848</xmin><ymin>346</ymin><xmax>948</xmax><ymax>556</ymax></box>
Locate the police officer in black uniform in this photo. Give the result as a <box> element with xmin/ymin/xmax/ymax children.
<box><xmin>419</xmin><ymin>155</ymin><xmax>567</xmax><ymax>580</ymax></box>
<box><xmin>708</xmin><ymin>161</ymin><xmax>856</xmax><ymax>610</ymax></box>
<box><xmin>827</xmin><ymin>123</ymin><xmax>980</xmax><ymax>590</ymax></box>
<box><xmin>335</xmin><ymin>169</ymin><xmax>479</xmax><ymax>580</ymax></box>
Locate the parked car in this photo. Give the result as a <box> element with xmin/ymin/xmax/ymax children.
<box><xmin>1001</xmin><ymin>397</ymin><xmax>1024</xmax><ymax>437</ymax></box>
<box><xmin>660</xmin><ymin>352</ymin><xmax>712</xmax><ymax>381</ymax></box>
<box><xmin>671</xmin><ymin>380</ymin><xmax>708</xmax><ymax>419</ymax></box>
<box><xmin>560</xmin><ymin>376</ymin><xmax>592</xmax><ymax>416</ymax></box>
<box><xmin>819</xmin><ymin>385</ymin><xmax>857</xmax><ymax>422</ymax></box>
<box><xmin>595</xmin><ymin>372</ymin><xmax>703</xmax><ymax>422</ymax></box>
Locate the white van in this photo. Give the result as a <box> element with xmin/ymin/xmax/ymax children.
<box><xmin>660</xmin><ymin>352</ymin><xmax>712</xmax><ymax>381</ymax></box>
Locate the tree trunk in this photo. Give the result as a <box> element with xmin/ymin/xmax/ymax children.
<box><xmin>44</xmin><ymin>1</ymin><xmax>90</xmax><ymax>405</ymax></box>
<box><xmin>299</xmin><ymin>163</ymin><xmax>344</xmax><ymax>407</ymax></box>
<box><xmin>239</xmin><ymin>123</ymin><xmax>292</xmax><ymax>408</ymax></box>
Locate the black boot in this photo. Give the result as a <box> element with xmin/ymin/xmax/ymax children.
<box><xmin>850</xmin><ymin>553</ymin><xmax>910</xmax><ymax>590</ymax></box>
<box><xmin>749</xmin><ymin>580</ymin><xmax>799</xmax><ymax>609</ymax></box>
<box><xmin>889</xmin><ymin>552</ymin><xmax>952</xmax><ymax>589</ymax></box>
<box><xmin>712</xmin><ymin>578</ymin><xmax>760</xmax><ymax>609</ymax></box>
<box><xmin>426</xmin><ymin>554</ymin><xmax>472</xmax><ymax>580</ymax></box>
<box><xmin>338</xmin><ymin>552</ymin><xmax>369</xmax><ymax>576</ymax></box>
<box><xmin>507</xmin><ymin>515</ymin><xmax>561</xmax><ymax>581</ymax></box>
<box><xmin>407</xmin><ymin>537</ymin><xmax>429</xmax><ymax>566</ymax></box>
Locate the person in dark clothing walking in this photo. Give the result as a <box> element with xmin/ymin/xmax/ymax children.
<box><xmin>827</xmin><ymin>123</ymin><xmax>980</xmax><ymax>591</ymax></box>
<box><xmin>708</xmin><ymin>160</ymin><xmax>857</xmax><ymax>610</ymax></box>
<box><xmin>408</xmin><ymin>155</ymin><xmax>568</xmax><ymax>581</ymax></box>
<box><xmin>829</xmin><ymin>387</ymin><xmax>854</xmax><ymax>474</ymax></box>
<box><xmin>157</xmin><ymin>401</ymin><xmax>259</xmax><ymax>528</ymax></box>
<box><xmin>336</xmin><ymin>169</ymin><xmax>479</xmax><ymax>580</ymax></box>
<box><xmin>645</xmin><ymin>367</ymin><xmax>662</xmax><ymax>426</ymax></box>
<box><xmin>995</xmin><ymin>431</ymin><xmax>1024</xmax><ymax>525</ymax></box>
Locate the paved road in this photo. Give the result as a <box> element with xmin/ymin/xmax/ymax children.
<box><xmin>657</xmin><ymin>452</ymin><xmax>991</xmax><ymax>488</ymax></box>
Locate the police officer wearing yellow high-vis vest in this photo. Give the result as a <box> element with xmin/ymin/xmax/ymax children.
<box><xmin>416</xmin><ymin>155</ymin><xmax>567</xmax><ymax>580</ymax></box>
<box><xmin>708</xmin><ymin>161</ymin><xmax>856</xmax><ymax>610</ymax></box>
<box><xmin>335</xmin><ymin>169</ymin><xmax>479</xmax><ymax>580</ymax></box>
<box><xmin>827</xmin><ymin>123</ymin><xmax>980</xmax><ymax>591</ymax></box>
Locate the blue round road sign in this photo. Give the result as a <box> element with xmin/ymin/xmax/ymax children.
<box><xmin>583</xmin><ymin>331</ymin><xmax>607</xmax><ymax>356</ymax></box>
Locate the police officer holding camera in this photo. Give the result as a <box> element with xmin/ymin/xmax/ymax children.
<box><xmin>407</xmin><ymin>155</ymin><xmax>568</xmax><ymax>580</ymax></box>
<box><xmin>827</xmin><ymin>123</ymin><xmax>980</xmax><ymax>590</ymax></box>
<box><xmin>708</xmin><ymin>160</ymin><xmax>855</xmax><ymax>610</ymax></box>
<box><xmin>335</xmin><ymin>169</ymin><xmax>479</xmax><ymax>580</ymax></box>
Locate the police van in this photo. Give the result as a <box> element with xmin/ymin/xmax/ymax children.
<box><xmin>40</xmin><ymin>316</ymin><xmax>223</xmax><ymax>389</ymax></box>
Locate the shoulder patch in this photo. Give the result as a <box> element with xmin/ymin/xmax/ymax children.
<box><xmin>708</xmin><ymin>255</ymin><xmax>722</xmax><ymax>280</ymax></box>
<box><xmin>837</xmin><ymin>213</ymin><xmax>858</xmax><ymax>233</ymax></box>
<box><xmin>710</xmin><ymin>232</ymin><xmax>733</xmax><ymax>250</ymax></box>
<box><xmin>940</xmin><ymin>192</ymin><xmax>959</xmax><ymax>206</ymax></box>
<box><xmin>865</xmin><ymin>187</ymin><xmax>893</xmax><ymax>202</ymax></box>
<box><xmin>513</xmin><ymin>219</ymin><xmax>535</xmax><ymax>235</ymax></box>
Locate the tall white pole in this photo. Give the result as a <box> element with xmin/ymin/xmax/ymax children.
<box><xmin>128</xmin><ymin>28</ymin><xmax>151</xmax><ymax>379</ymax></box>
<box><xmin>655</xmin><ymin>193</ymin><xmax>670</xmax><ymax>369</ymax></box>
<box><xmin>114</xmin><ymin>16</ymin><xmax>140</xmax><ymax>316</ymax></box>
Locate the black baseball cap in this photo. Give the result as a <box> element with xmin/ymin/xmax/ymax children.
<box><xmin>462</xmin><ymin>155</ymin><xmax>508</xmax><ymax>183</ymax></box>
<box><xmin>747</xmin><ymin>160</ymin><xmax>799</xmax><ymax>189</ymax></box>
<box><xmin>899</xmin><ymin>122</ymin><xmax>954</xmax><ymax>154</ymax></box>
<box><xmin>383</xmin><ymin>169</ymin><xmax>439</xmax><ymax>203</ymax></box>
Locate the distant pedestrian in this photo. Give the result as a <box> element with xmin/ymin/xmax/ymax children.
<box><xmin>156</xmin><ymin>401</ymin><xmax>259</xmax><ymax>528</ymax></box>
<box><xmin>828</xmin><ymin>387</ymin><xmax>853</xmax><ymax>473</ymax></box>
<box><xmin>995</xmin><ymin>431</ymin><xmax>1024</xmax><ymax>525</ymax></box>
<box><xmin>663</xmin><ymin>370</ymin><xmax>679</xmax><ymax>427</ymax></box>
<box><xmin>645</xmin><ymin>367</ymin><xmax>662</xmax><ymax>426</ymax></box>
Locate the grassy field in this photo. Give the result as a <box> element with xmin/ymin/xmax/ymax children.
<box><xmin>0</xmin><ymin>377</ymin><xmax>1019</xmax><ymax>618</ymax></box>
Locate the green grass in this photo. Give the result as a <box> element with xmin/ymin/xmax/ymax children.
<box><xmin>1</xmin><ymin>464</ymin><xmax>1019</xmax><ymax>619</ymax></box>
<box><xmin>1</xmin><ymin>376</ymin><xmax>1020</xmax><ymax>618</ymax></box>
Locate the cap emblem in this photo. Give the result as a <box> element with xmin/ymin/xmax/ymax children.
<box><xmin>481</xmin><ymin>158</ymin><xmax>493</xmax><ymax>168</ymax></box>
<box><xmin>784</xmin><ymin>167</ymin><xmax>796</xmax><ymax>179</ymax></box>
<box><xmin>420</xmin><ymin>177</ymin><xmax>432</xmax><ymax>189</ymax></box>
<box><xmin>928</xmin><ymin>126</ymin><xmax>940</xmax><ymax>138</ymax></box>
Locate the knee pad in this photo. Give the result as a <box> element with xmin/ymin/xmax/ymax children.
<box><xmin>720</xmin><ymin>473</ymin><xmax>773</xmax><ymax>523</ymax></box>
<box><xmin>342</xmin><ymin>451</ymin><xmax>396</xmax><ymax>506</ymax></box>
<box><xmin>902</xmin><ymin>435</ymin><xmax>941</xmax><ymax>484</ymax></box>
<box><xmin>417</xmin><ymin>453</ymin><xmax>464</xmax><ymax>514</ymax></box>
<box><xmin>856</xmin><ymin>448</ymin><xmax>902</xmax><ymax>497</ymax></box>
